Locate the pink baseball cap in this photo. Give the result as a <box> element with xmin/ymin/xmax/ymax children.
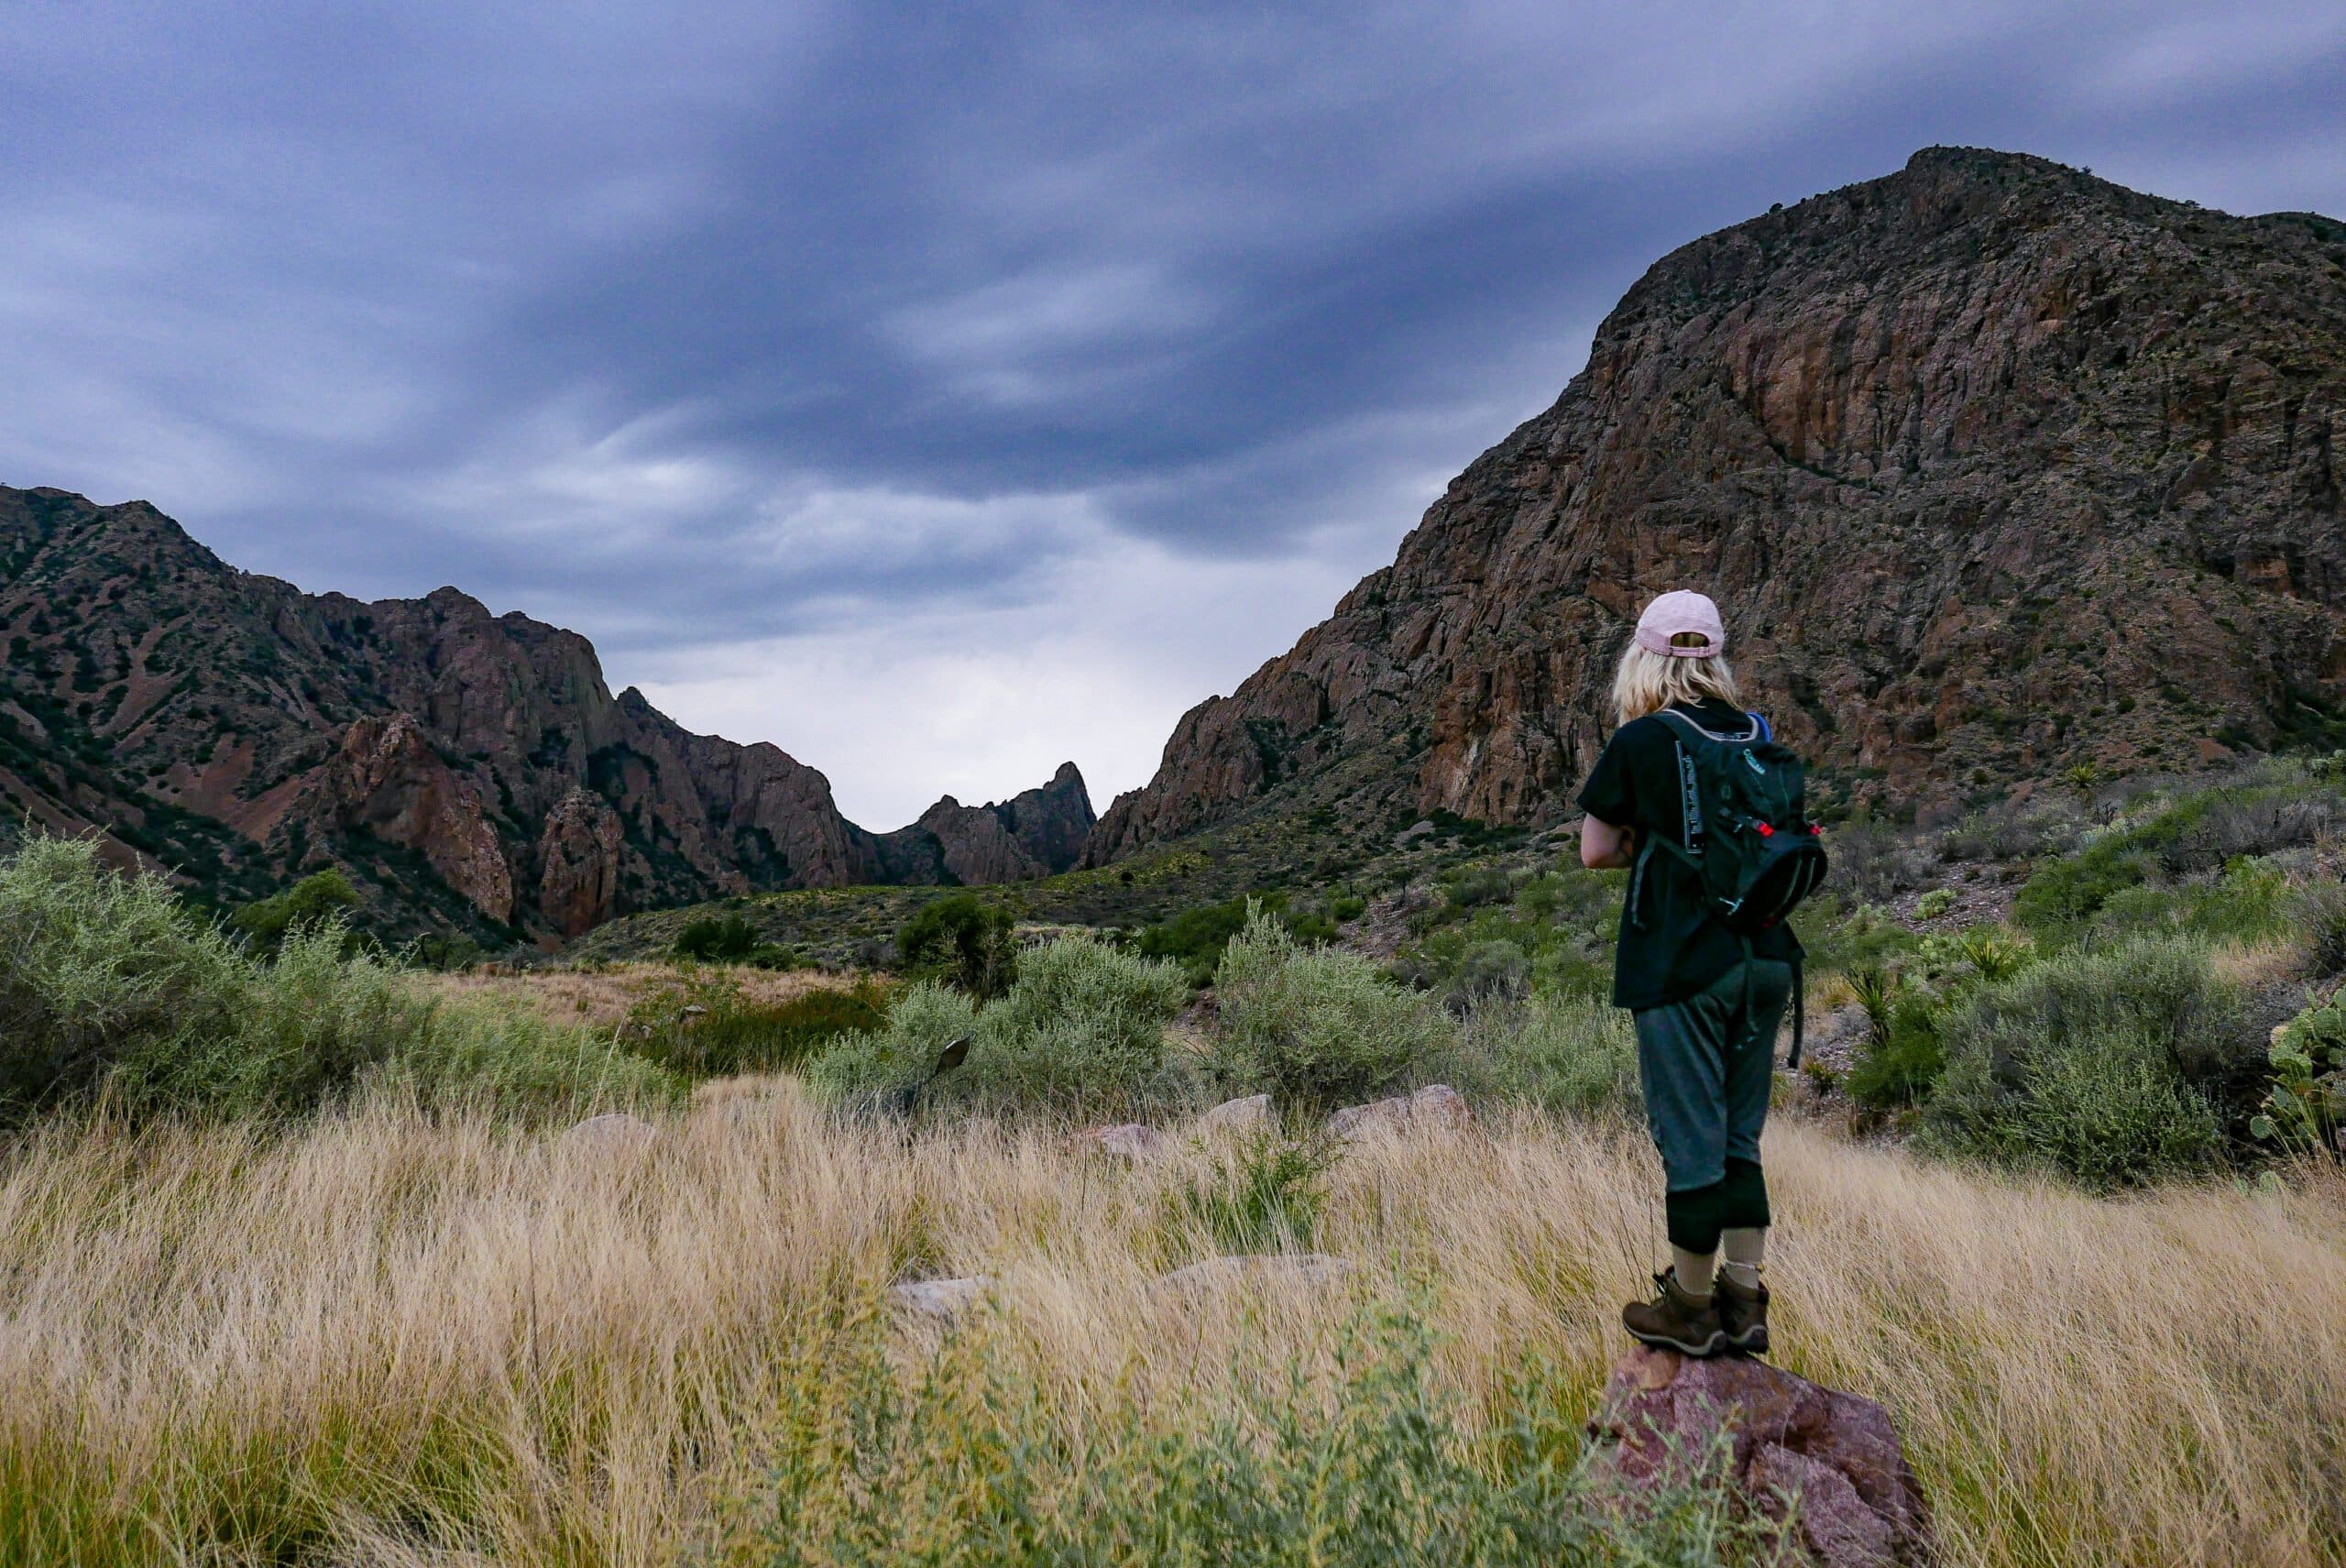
<box><xmin>1633</xmin><ymin>589</ymin><xmax>1726</xmax><ymax>657</ymax></box>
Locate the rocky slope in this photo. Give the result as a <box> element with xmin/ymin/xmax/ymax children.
<box><xmin>0</xmin><ymin>488</ymin><xmax>1091</xmax><ymax>939</ymax></box>
<box><xmin>1086</xmin><ymin>147</ymin><xmax>2346</xmax><ymax>863</ymax></box>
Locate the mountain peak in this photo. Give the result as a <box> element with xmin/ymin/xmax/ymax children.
<box><xmin>1086</xmin><ymin>150</ymin><xmax>2346</xmax><ymax>864</ymax></box>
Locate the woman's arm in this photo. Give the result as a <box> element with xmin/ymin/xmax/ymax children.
<box><xmin>1581</xmin><ymin>814</ymin><xmax>1637</xmax><ymax>870</ymax></box>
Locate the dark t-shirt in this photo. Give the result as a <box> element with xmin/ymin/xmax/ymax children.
<box><xmin>1575</xmin><ymin>697</ymin><xmax>1803</xmax><ymax>1012</ymax></box>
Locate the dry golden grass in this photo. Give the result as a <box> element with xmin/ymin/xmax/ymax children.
<box><xmin>1</xmin><ymin>1088</ymin><xmax>2340</xmax><ymax>1565</ymax></box>
<box><xmin>411</xmin><ymin>961</ymin><xmax>876</xmax><ymax>1029</ymax></box>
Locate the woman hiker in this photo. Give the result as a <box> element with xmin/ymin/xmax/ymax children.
<box><xmin>1576</xmin><ymin>588</ymin><xmax>1825</xmax><ymax>1358</ymax></box>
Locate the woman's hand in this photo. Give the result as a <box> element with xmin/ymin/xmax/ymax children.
<box><xmin>1580</xmin><ymin>815</ymin><xmax>1637</xmax><ymax>871</ymax></box>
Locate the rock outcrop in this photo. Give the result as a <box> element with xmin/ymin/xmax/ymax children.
<box><xmin>1088</xmin><ymin>148</ymin><xmax>2346</xmax><ymax>862</ymax></box>
<box><xmin>0</xmin><ymin>486</ymin><xmax>1091</xmax><ymax>939</ymax></box>
<box><xmin>875</xmin><ymin>762</ymin><xmax>1095</xmax><ymax>884</ymax></box>
<box><xmin>310</xmin><ymin>713</ymin><xmax>516</xmax><ymax>923</ymax></box>
<box><xmin>536</xmin><ymin>788</ymin><xmax>626</xmax><ymax>938</ymax></box>
<box><xmin>1589</xmin><ymin>1345</ymin><xmax>1934</xmax><ymax>1567</ymax></box>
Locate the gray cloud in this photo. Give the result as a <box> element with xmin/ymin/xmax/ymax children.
<box><xmin>3</xmin><ymin>1</ymin><xmax>2341</xmax><ymax>822</ymax></box>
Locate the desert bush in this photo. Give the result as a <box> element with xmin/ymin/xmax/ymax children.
<box><xmin>1442</xmin><ymin>865</ymin><xmax>1515</xmax><ymax>910</ymax></box>
<box><xmin>1923</xmin><ymin>937</ymin><xmax>2243</xmax><ymax>1187</ymax></box>
<box><xmin>894</xmin><ymin>894</ymin><xmax>1018</xmax><ymax>998</ymax></box>
<box><xmin>1134</xmin><ymin>891</ymin><xmax>1339</xmax><ymax>986</ymax></box>
<box><xmin>1213</xmin><ymin>906</ymin><xmax>1453</xmax><ymax>1109</ymax></box>
<box><xmin>1937</xmin><ymin>797</ymin><xmax>2082</xmax><ymax>864</ymax></box>
<box><xmin>0</xmin><ymin>837</ymin><xmax>250</xmax><ymax>1113</ymax></box>
<box><xmin>962</xmin><ymin>937</ymin><xmax>1189</xmax><ymax>1114</ymax></box>
<box><xmin>2288</xmin><ymin>879</ymin><xmax>2346</xmax><ymax>979</ymax></box>
<box><xmin>0</xmin><ymin>837</ymin><xmax>672</xmax><ymax>1121</ymax></box>
<box><xmin>806</xmin><ymin>980</ymin><xmax>976</xmax><ymax>1108</ymax></box>
<box><xmin>1446</xmin><ymin>939</ymin><xmax>1531</xmax><ymax>1010</ymax></box>
<box><xmin>626</xmin><ymin>972</ymin><xmax>891</xmax><ymax>1077</ymax></box>
<box><xmin>1424</xmin><ymin>992</ymin><xmax>1639</xmax><ymax>1116</ymax></box>
<box><xmin>713</xmin><ymin>1299</ymin><xmax>1777</xmax><ymax>1568</ymax></box>
<box><xmin>1847</xmin><ymin>988</ymin><xmax>1947</xmax><ymax>1111</ymax></box>
<box><xmin>1831</xmin><ymin>816</ymin><xmax>1932</xmax><ymax>902</ymax></box>
<box><xmin>671</xmin><ymin>914</ymin><xmax>798</xmax><ymax>969</ymax></box>
<box><xmin>372</xmin><ymin>991</ymin><xmax>679</xmax><ymax>1113</ymax></box>
<box><xmin>229</xmin><ymin>867</ymin><xmax>362</xmax><ymax>957</ymax></box>
<box><xmin>2015</xmin><ymin>779</ymin><xmax>2343</xmax><ymax>938</ymax></box>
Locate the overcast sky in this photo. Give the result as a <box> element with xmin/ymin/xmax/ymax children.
<box><xmin>5</xmin><ymin>4</ymin><xmax>2342</xmax><ymax>827</ymax></box>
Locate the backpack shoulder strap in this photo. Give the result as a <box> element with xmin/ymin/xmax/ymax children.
<box><xmin>1653</xmin><ymin>706</ymin><xmax>1764</xmax><ymax>745</ymax></box>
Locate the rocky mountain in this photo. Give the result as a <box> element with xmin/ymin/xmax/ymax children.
<box><xmin>874</xmin><ymin>762</ymin><xmax>1097</xmax><ymax>886</ymax></box>
<box><xmin>0</xmin><ymin>487</ymin><xmax>1091</xmax><ymax>939</ymax></box>
<box><xmin>1088</xmin><ymin>147</ymin><xmax>2346</xmax><ymax>863</ymax></box>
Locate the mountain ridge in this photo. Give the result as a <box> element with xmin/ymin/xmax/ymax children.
<box><xmin>1084</xmin><ymin>146</ymin><xmax>2346</xmax><ymax>864</ymax></box>
<box><xmin>0</xmin><ymin>486</ymin><xmax>1092</xmax><ymax>940</ymax></box>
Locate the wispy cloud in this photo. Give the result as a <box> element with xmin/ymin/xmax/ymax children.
<box><xmin>2</xmin><ymin>1</ymin><xmax>2340</xmax><ymax>823</ymax></box>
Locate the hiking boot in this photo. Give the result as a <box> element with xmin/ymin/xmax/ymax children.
<box><xmin>1713</xmin><ymin>1267</ymin><xmax>1770</xmax><ymax>1355</ymax></box>
<box><xmin>1621</xmin><ymin>1267</ymin><xmax>1726</xmax><ymax>1356</ymax></box>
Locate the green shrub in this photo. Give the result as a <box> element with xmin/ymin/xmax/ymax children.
<box><xmin>1424</xmin><ymin>993</ymin><xmax>1638</xmax><ymax>1116</ymax></box>
<box><xmin>1447</xmin><ymin>939</ymin><xmax>1530</xmax><ymax>1009</ymax></box>
<box><xmin>964</xmin><ymin>937</ymin><xmax>1189</xmax><ymax>1115</ymax></box>
<box><xmin>2014</xmin><ymin>779</ymin><xmax>2341</xmax><ymax>938</ymax></box>
<box><xmin>1913</xmin><ymin>887</ymin><xmax>1957</xmax><ymax>921</ymax></box>
<box><xmin>895</xmin><ymin>894</ymin><xmax>1018</xmax><ymax>998</ymax></box>
<box><xmin>0</xmin><ymin>837</ymin><xmax>673</xmax><ymax>1121</ymax></box>
<box><xmin>1213</xmin><ymin>906</ymin><xmax>1452</xmax><ymax>1109</ymax></box>
<box><xmin>1442</xmin><ymin>866</ymin><xmax>1514</xmax><ymax>910</ymax></box>
<box><xmin>1135</xmin><ymin>892</ymin><xmax>1340</xmax><ymax>986</ymax></box>
<box><xmin>229</xmin><ymin>868</ymin><xmax>362</xmax><ymax>957</ymax></box>
<box><xmin>674</xmin><ymin>914</ymin><xmax>757</xmax><ymax>961</ymax></box>
<box><xmin>626</xmin><ymin>973</ymin><xmax>892</xmax><ymax>1078</ymax></box>
<box><xmin>807</xmin><ymin>981</ymin><xmax>976</xmax><ymax>1108</ymax></box>
<box><xmin>2289</xmin><ymin>879</ymin><xmax>2346</xmax><ymax>979</ymax></box>
<box><xmin>0</xmin><ymin>838</ymin><xmax>248</xmax><ymax>1113</ymax></box>
<box><xmin>1847</xmin><ymin>990</ymin><xmax>1946</xmax><ymax>1111</ymax></box>
<box><xmin>1923</xmin><ymin>937</ymin><xmax>2242</xmax><ymax>1187</ymax></box>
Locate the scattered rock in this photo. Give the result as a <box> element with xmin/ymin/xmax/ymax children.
<box><xmin>1072</xmin><ymin>1123</ymin><xmax>1168</xmax><ymax>1159</ymax></box>
<box><xmin>1324</xmin><ymin>1083</ymin><xmax>1472</xmax><ymax>1139</ymax></box>
<box><xmin>890</xmin><ymin>1276</ymin><xmax>993</xmax><ymax>1320</ymax></box>
<box><xmin>559</xmin><ymin>1113</ymin><xmax>659</xmax><ymax>1152</ymax></box>
<box><xmin>1194</xmin><ymin>1093</ymin><xmax>1274</xmax><ymax>1135</ymax></box>
<box><xmin>1156</xmin><ymin>1253</ymin><xmax>1354</xmax><ymax>1296</ymax></box>
<box><xmin>1588</xmin><ymin>1345</ymin><xmax>1934</xmax><ymax>1567</ymax></box>
<box><xmin>680</xmin><ymin>1003</ymin><xmax>709</xmax><ymax>1019</ymax></box>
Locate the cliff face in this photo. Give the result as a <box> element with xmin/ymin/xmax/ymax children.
<box><xmin>873</xmin><ymin>762</ymin><xmax>1096</xmax><ymax>886</ymax></box>
<box><xmin>0</xmin><ymin>488</ymin><xmax>1087</xmax><ymax>938</ymax></box>
<box><xmin>1089</xmin><ymin>147</ymin><xmax>2346</xmax><ymax>861</ymax></box>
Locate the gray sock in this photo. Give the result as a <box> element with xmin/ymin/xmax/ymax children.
<box><xmin>1670</xmin><ymin>1246</ymin><xmax>1717</xmax><ymax>1300</ymax></box>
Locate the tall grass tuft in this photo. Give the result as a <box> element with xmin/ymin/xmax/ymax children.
<box><xmin>2</xmin><ymin>1094</ymin><xmax>2341</xmax><ymax>1565</ymax></box>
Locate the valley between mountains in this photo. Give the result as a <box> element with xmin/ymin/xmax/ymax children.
<box><xmin>4</xmin><ymin>146</ymin><xmax>2342</xmax><ymax>951</ymax></box>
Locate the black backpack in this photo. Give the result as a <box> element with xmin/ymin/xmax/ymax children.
<box><xmin>1637</xmin><ymin>707</ymin><xmax>1829</xmax><ymax>1061</ymax></box>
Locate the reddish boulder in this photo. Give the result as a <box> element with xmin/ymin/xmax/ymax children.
<box><xmin>1588</xmin><ymin>1345</ymin><xmax>1934</xmax><ymax>1566</ymax></box>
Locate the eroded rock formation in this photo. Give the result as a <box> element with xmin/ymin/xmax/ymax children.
<box><xmin>0</xmin><ymin>486</ymin><xmax>1088</xmax><ymax>938</ymax></box>
<box><xmin>1089</xmin><ymin>148</ymin><xmax>2346</xmax><ymax>861</ymax></box>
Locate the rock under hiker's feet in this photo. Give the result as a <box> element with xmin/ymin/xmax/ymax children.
<box><xmin>1622</xmin><ymin>1267</ymin><xmax>1726</xmax><ymax>1357</ymax></box>
<box><xmin>1713</xmin><ymin>1267</ymin><xmax>1770</xmax><ymax>1354</ymax></box>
